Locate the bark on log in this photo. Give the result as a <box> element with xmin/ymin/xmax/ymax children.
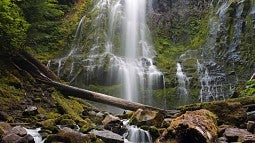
<box><xmin>12</xmin><ymin>51</ymin><xmax>177</xmax><ymax>113</ymax></box>
<box><xmin>168</xmin><ymin>109</ymin><xmax>218</xmax><ymax>143</ymax></box>
<box><xmin>45</xmin><ymin>79</ymin><xmax>163</xmax><ymax>111</ymax></box>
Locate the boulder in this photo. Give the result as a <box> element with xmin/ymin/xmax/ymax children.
<box><xmin>247</xmin><ymin>121</ymin><xmax>255</xmax><ymax>133</ymax></box>
<box><xmin>45</xmin><ymin>127</ymin><xmax>103</xmax><ymax>143</ymax></box>
<box><xmin>89</xmin><ymin>129</ymin><xmax>124</xmax><ymax>143</ymax></box>
<box><xmin>0</xmin><ymin>122</ymin><xmax>11</xmax><ymax>137</ymax></box>
<box><xmin>0</xmin><ymin>112</ymin><xmax>9</xmax><ymax>121</ymax></box>
<box><xmin>16</xmin><ymin>134</ymin><xmax>35</xmax><ymax>143</ymax></box>
<box><xmin>129</xmin><ymin>109</ymin><xmax>164</xmax><ymax>127</ymax></box>
<box><xmin>169</xmin><ymin>109</ymin><xmax>218</xmax><ymax>143</ymax></box>
<box><xmin>102</xmin><ymin>115</ymin><xmax>126</xmax><ymax>135</ymax></box>
<box><xmin>11</xmin><ymin>126</ymin><xmax>27</xmax><ymax>137</ymax></box>
<box><xmin>222</xmin><ymin>127</ymin><xmax>255</xmax><ymax>142</ymax></box>
<box><xmin>179</xmin><ymin>101</ymin><xmax>247</xmax><ymax>126</ymax></box>
<box><xmin>23</xmin><ymin>106</ymin><xmax>38</xmax><ymax>116</ymax></box>
<box><xmin>102</xmin><ymin>115</ymin><xmax>120</xmax><ymax>125</ymax></box>
<box><xmin>2</xmin><ymin>133</ymin><xmax>22</xmax><ymax>143</ymax></box>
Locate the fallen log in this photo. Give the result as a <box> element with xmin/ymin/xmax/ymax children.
<box><xmin>43</xmin><ymin>78</ymin><xmax>163</xmax><ymax>111</ymax></box>
<box><xmin>12</xmin><ymin>51</ymin><xmax>175</xmax><ymax>113</ymax></box>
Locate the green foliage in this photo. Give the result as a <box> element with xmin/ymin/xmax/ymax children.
<box><xmin>88</xmin><ymin>84</ymin><xmax>122</xmax><ymax>96</ymax></box>
<box><xmin>0</xmin><ymin>0</ymin><xmax>29</xmax><ymax>50</ymax></box>
<box><xmin>241</xmin><ymin>80</ymin><xmax>255</xmax><ymax>96</ymax></box>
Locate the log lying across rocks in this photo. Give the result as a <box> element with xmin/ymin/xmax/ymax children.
<box><xmin>45</xmin><ymin>78</ymin><xmax>163</xmax><ymax>111</ymax></box>
<box><xmin>13</xmin><ymin>51</ymin><xmax>176</xmax><ymax>113</ymax></box>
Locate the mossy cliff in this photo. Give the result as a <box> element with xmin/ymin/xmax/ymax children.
<box><xmin>148</xmin><ymin>0</ymin><xmax>255</xmax><ymax>104</ymax></box>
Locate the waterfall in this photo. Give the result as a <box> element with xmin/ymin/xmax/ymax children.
<box><xmin>50</xmin><ymin>0</ymin><xmax>164</xmax><ymax>106</ymax></box>
<box><xmin>25</xmin><ymin>128</ymin><xmax>44</xmax><ymax>143</ymax></box>
<box><xmin>197</xmin><ymin>0</ymin><xmax>233</xmax><ymax>102</ymax></box>
<box><xmin>124</xmin><ymin>126</ymin><xmax>152</xmax><ymax>143</ymax></box>
<box><xmin>176</xmin><ymin>63</ymin><xmax>189</xmax><ymax>97</ymax></box>
<box><xmin>122</xmin><ymin>120</ymin><xmax>152</xmax><ymax>143</ymax></box>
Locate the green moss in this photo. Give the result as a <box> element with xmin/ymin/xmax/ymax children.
<box><xmin>178</xmin><ymin>100</ymin><xmax>247</xmax><ymax>126</ymax></box>
<box><xmin>88</xmin><ymin>84</ymin><xmax>122</xmax><ymax>96</ymax></box>
<box><xmin>59</xmin><ymin>119</ymin><xmax>76</xmax><ymax>125</ymax></box>
<box><xmin>52</xmin><ymin>91</ymin><xmax>84</xmax><ymax>121</ymax></box>
<box><xmin>46</xmin><ymin>112</ymin><xmax>61</xmax><ymax>119</ymax></box>
<box><xmin>41</xmin><ymin>119</ymin><xmax>56</xmax><ymax>128</ymax></box>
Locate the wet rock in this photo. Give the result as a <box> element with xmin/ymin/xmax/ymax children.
<box><xmin>96</xmin><ymin>112</ymin><xmax>105</xmax><ymax>118</ymax></box>
<box><xmin>130</xmin><ymin>109</ymin><xmax>164</xmax><ymax>127</ymax></box>
<box><xmin>162</xmin><ymin>118</ymin><xmax>172</xmax><ymax>128</ymax></box>
<box><xmin>45</xmin><ymin>127</ymin><xmax>102</xmax><ymax>143</ymax></box>
<box><xmin>11</xmin><ymin>126</ymin><xmax>27</xmax><ymax>137</ymax></box>
<box><xmin>0</xmin><ymin>122</ymin><xmax>11</xmax><ymax>137</ymax></box>
<box><xmin>23</xmin><ymin>106</ymin><xmax>38</xmax><ymax>116</ymax></box>
<box><xmin>247</xmin><ymin>121</ymin><xmax>255</xmax><ymax>133</ymax></box>
<box><xmin>0</xmin><ymin>111</ymin><xmax>9</xmax><ymax>121</ymax></box>
<box><xmin>89</xmin><ymin>129</ymin><xmax>124</xmax><ymax>143</ymax></box>
<box><xmin>217</xmin><ymin>136</ymin><xmax>228</xmax><ymax>143</ymax></box>
<box><xmin>102</xmin><ymin>115</ymin><xmax>120</xmax><ymax>125</ymax></box>
<box><xmin>102</xmin><ymin>115</ymin><xmax>126</xmax><ymax>135</ymax></box>
<box><xmin>244</xmin><ymin>135</ymin><xmax>255</xmax><ymax>143</ymax></box>
<box><xmin>222</xmin><ymin>127</ymin><xmax>255</xmax><ymax>142</ymax></box>
<box><xmin>2</xmin><ymin>133</ymin><xmax>22</xmax><ymax>143</ymax></box>
<box><xmin>17</xmin><ymin>134</ymin><xmax>35</xmax><ymax>143</ymax></box>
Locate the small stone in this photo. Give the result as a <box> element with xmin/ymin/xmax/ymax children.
<box><xmin>11</xmin><ymin>126</ymin><xmax>27</xmax><ymax>137</ymax></box>
<box><xmin>162</xmin><ymin>118</ymin><xmax>172</xmax><ymax>128</ymax></box>
<box><xmin>247</xmin><ymin>121</ymin><xmax>255</xmax><ymax>133</ymax></box>
<box><xmin>2</xmin><ymin>133</ymin><xmax>22</xmax><ymax>143</ymax></box>
<box><xmin>96</xmin><ymin>112</ymin><xmax>105</xmax><ymax>118</ymax></box>
<box><xmin>223</xmin><ymin>127</ymin><xmax>254</xmax><ymax>142</ymax></box>
<box><xmin>17</xmin><ymin>134</ymin><xmax>35</xmax><ymax>143</ymax></box>
<box><xmin>0</xmin><ymin>111</ymin><xmax>9</xmax><ymax>121</ymax></box>
<box><xmin>102</xmin><ymin>115</ymin><xmax>120</xmax><ymax>125</ymax></box>
<box><xmin>23</xmin><ymin>106</ymin><xmax>38</xmax><ymax>116</ymax></box>
<box><xmin>0</xmin><ymin>122</ymin><xmax>11</xmax><ymax>136</ymax></box>
<box><xmin>89</xmin><ymin>129</ymin><xmax>124</xmax><ymax>143</ymax></box>
<box><xmin>217</xmin><ymin>137</ymin><xmax>227</xmax><ymax>142</ymax></box>
<box><xmin>88</xmin><ymin>111</ymin><xmax>97</xmax><ymax>116</ymax></box>
<box><xmin>244</xmin><ymin>135</ymin><xmax>255</xmax><ymax>143</ymax></box>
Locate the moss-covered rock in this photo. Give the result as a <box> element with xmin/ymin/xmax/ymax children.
<box><xmin>179</xmin><ymin>101</ymin><xmax>247</xmax><ymax>126</ymax></box>
<box><xmin>45</xmin><ymin>127</ymin><xmax>103</xmax><ymax>143</ymax></box>
<box><xmin>169</xmin><ymin>109</ymin><xmax>218</xmax><ymax>143</ymax></box>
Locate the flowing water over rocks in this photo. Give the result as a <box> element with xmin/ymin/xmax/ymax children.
<box><xmin>49</xmin><ymin>0</ymin><xmax>164</xmax><ymax>108</ymax></box>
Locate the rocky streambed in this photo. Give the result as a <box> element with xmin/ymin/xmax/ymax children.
<box><xmin>1</xmin><ymin>98</ymin><xmax>255</xmax><ymax>143</ymax></box>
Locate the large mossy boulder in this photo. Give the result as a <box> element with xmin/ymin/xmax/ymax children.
<box><xmin>168</xmin><ymin>109</ymin><xmax>218</xmax><ymax>143</ymax></box>
<box><xmin>179</xmin><ymin>101</ymin><xmax>247</xmax><ymax>126</ymax></box>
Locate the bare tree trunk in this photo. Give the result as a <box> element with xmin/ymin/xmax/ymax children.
<box><xmin>45</xmin><ymin>79</ymin><xmax>163</xmax><ymax>111</ymax></box>
<box><xmin>13</xmin><ymin>51</ymin><xmax>176</xmax><ymax>113</ymax></box>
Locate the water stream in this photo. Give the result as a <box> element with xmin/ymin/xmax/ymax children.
<box><xmin>25</xmin><ymin>128</ymin><xmax>44</xmax><ymax>143</ymax></box>
<box><xmin>48</xmin><ymin>0</ymin><xmax>162</xmax><ymax>141</ymax></box>
<box><xmin>176</xmin><ymin>63</ymin><xmax>189</xmax><ymax>104</ymax></box>
<box><xmin>49</xmin><ymin>0</ymin><xmax>164</xmax><ymax>107</ymax></box>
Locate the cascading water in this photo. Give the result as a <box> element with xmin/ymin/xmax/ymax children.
<box><xmin>176</xmin><ymin>63</ymin><xmax>189</xmax><ymax>97</ymax></box>
<box><xmin>49</xmin><ymin>0</ymin><xmax>161</xmax><ymax>142</ymax></box>
<box><xmin>124</xmin><ymin>126</ymin><xmax>152</xmax><ymax>143</ymax></box>
<box><xmin>25</xmin><ymin>128</ymin><xmax>44</xmax><ymax>143</ymax></box>
<box><xmin>50</xmin><ymin>0</ymin><xmax>164</xmax><ymax>106</ymax></box>
<box><xmin>196</xmin><ymin>0</ymin><xmax>233</xmax><ymax>102</ymax></box>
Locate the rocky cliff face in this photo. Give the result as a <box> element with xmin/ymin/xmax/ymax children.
<box><xmin>48</xmin><ymin>0</ymin><xmax>255</xmax><ymax>108</ymax></box>
<box><xmin>148</xmin><ymin>0</ymin><xmax>255</xmax><ymax>104</ymax></box>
